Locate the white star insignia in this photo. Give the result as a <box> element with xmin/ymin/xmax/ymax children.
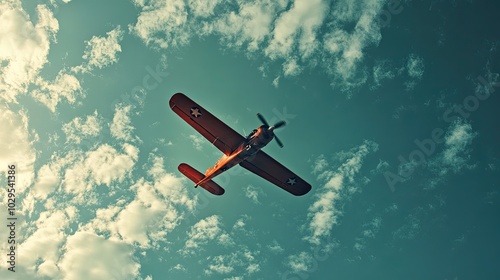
<box><xmin>190</xmin><ymin>107</ymin><xmax>202</xmax><ymax>118</ymax></box>
<box><xmin>286</xmin><ymin>177</ymin><xmax>297</xmax><ymax>186</ymax></box>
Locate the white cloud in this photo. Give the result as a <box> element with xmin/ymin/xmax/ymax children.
<box><xmin>0</xmin><ymin>2</ymin><xmax>58</xmax><ymax>102</ymax></box>
<box><xmin>407</xmin><ymin>54</ymin><xmax>424</xmax><ymax>79</ymax></box>
<box><xmin>59</xmin><ymin>231</ymin><xmax>140</xmax><ymax>280</ymax></box>
<box><xmin>397</xmin><ymin>159</ymin><xmax>419</xmax><ymax>181</ymax></box>
<box><xmin>62</xmin><ymin>111</ymin><xmax>101</xmax><ymax>144</ymax></box>
<box><xmin>72</xmin><ymin>26</ymin><xmax>124</xmax><ymax>73</ymax></box>
<box><xmin>130</xmin><ymin>0</ymin><xmax>388</xmax><ymax>92</ymax></box>
<box><xmin>32</xmin><ymin>163</ymin><xmax>60</xmax><ymax>200</ymax></box>
<box><xmin>286</xmin><ymin>251</ymin><xmax>314</xmax><ymax>273</ymax></box>
<box><xmin>371</xmin><ymin>159</ymin><xmax>389</xmax><ymax>174</ymax></box>
<box><xmin>16</xmin><ymin>209</ymin><xmax>72</xmax><ymax>277</ymax></box>
<box><xmin>266</xmin><ymin>0</ymin><xmax>328</xmax><ymax>59</ymax></box>
<box><xmin>312</xmin><ymin>154</ymin><xmax>328</xmax><ymax>174</ymax></box>
<box><xmin>145</xmin><ymin>155</ymin><xmax>197</xmax><ymax>209</ymax></box>
<box><xmin>171</xmin><ymin>264</ymin><xmax>186</xmax><ymax>271</ymax></box>
<box><xmin>232</xmin><ymin>218</ymin><xmax>246</xmax><ymax>231</ymax></box>
<box><xmin>81</xmin><ymin>155</ymin><xmax>196</xmax><ymax>249</ymax></box>
<box><xmin>183</xmin><ymin>215</ymin><xmax>222</xmax><ymax>254</ymax></box>
<box><xmin>24</xmin><ymin>147</ymin><xmax>95</xmax><ymax>214</ymax></box>
<box><xmin>63</xmin><ymin>143</ymin><xmax>139</xmax><ymax>200</ymax></box>
<box><xmin>189</xmin><ymin>134</ymin><xmax>205</xmax><ymax>151</ymax></box>
<box><xmin>305</xmin><ymin>140</ymin><xmax>378</xmax><ymax>245</ymax></box>
<box><xmin>371</xmin><ymin>60</ymin><xmax>395</xmax><ymax>89</ymax></box>
<box><xmin>204</xmin><ymin>249</ymin><xmax>260</xmax><ymax>277</ymax></box>
<box><xmin>84</xmin><ymin>204</ymin><xmax>122</xmax><ymax>233</ymax></box>
<box><xmin>272</xmin><ymin>75</ymin><xmax>280</xmax><ymax>88</ymax></box>
<box><xmin>283</xmin><ymin>58</ymin><xmax>302</xmax><ymax>77</ymax></box>
<box><xmin>32</xmin><ymin>71</ymin><xmax>83</xmax><ymax>112</ymax></box>
<box><xmin>352</xmin><ymin>215</ymin><xmax>382</xmax><ymax>252</ymax></box>
<box><xmin>86</xmin><ymin>143</ymin><xmax>139</xmax><ymax>186</ymax></box>
<box><xmin>404</xmin><ymin>53</ymin><xmax>424</xmax><ymax>90</ymax></box>
<box><xmin>112</xmin><ymin>168</ymin><xmax>196</xmax><ymax>248</ymax></box>
<box><xmin>113</xmin><ymin>184</ymin><xmax>181</xmax><ymax>248</ymax></box>
<box><xmin>130</xmin><ymin>0</ymin><xmax>190</xmax><ymax>49</ymax></box>
<box><xmin>353</xmin><ymin>241</ymin><xmax>365</xmax><ymax>251</ymax></box>
<box><xmin>0</xmin><ymin>106</ymin><xmax>36</xmax><ymax>193</ymax></box>
<box><xmin>181</xmin><ymin>214</ymin><xmax>246</xmax><ymax>256</ymax></box>
<box><xmin>188</xmin><ymin>0</ymin><xmax>223</xmax><ymax>18</ymax></box>
<box><xmin>218</xmin><ymin>232</ymin><xmax>235</xmax><ymax>247</ymax></box>
<box><xmin>392</xmin><ymin>209</ymin><xmax>423</xmax><ymax>240</ymax></box>
<box><xmin>244</xmin><ymin>185</ymin><xmax>264</xmax><ymax>204</ymax></box>
<box><xmin>110</xmin><ymin>104</ymin><xmax>136</xmax><ymax>142</ymax></box>
<box><xmin>443</xmin><ymin>121</ymin><xmax>475</xmax><ymax>165</ymax></box>
<box><xmin>210</xmin><ymin>0</ymin><xmax>283</xmax><ymax>52</ymax></box>
<box><xmin>322</xmin><ymin>0</ymin><xmax>385</xmax><ymax>91</ymax></box>
<box><xmin>205</xmin><ymin>255</ymin><xmax>234</xmax><ymax>275</ymax></box>
<box><xmin>431</xmin><ymin>120</ymin><xmax>477</xmax><ymax>175</ymax></box>
<box><xmin>474</xmin><ymin>70</ymin><xmax>499</xmax><ymax>97</ymax></box>
<box><xmin>306</xmin><ymin>187</ymin><xmax>339</xmax><ymax>245</ymax></box>
<box><xmin>0</xmin><ymin>207</ymin><xmax>75</xmax><ymax>278</ymax></box>
<box><xmin>246</xmin><ymin>263</ymin><xmax>260</xmax><ymax>274</ymax></box>
<box><xmin>366</xmin><ymin>216</ymin><xmax>382</xmax><ymax>235</ymax></box>
<box><xmin>267</xmin><ymin>240</ymin><xmax>284</xmax><ymax>254</ymax></box>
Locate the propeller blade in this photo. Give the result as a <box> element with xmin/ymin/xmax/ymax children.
<box><xmin>274</xmin><ymin>135</ymin><xmax>284</xmax><ymax>148</ymax></box>
<box><xmin>257</xmin><ymin>113</ymin><xmax>269</xmax><ymax>126</ymax></box>
<box><xmin>273</xmin><ymin>120</ymin><xmax>286</xmax><ymax>129</ymax></box>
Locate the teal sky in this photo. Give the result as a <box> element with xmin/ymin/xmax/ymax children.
<box><xmin>0</xmin><ymin>0</ymin><xmax>499</xmax><ymax>279</ymax></box>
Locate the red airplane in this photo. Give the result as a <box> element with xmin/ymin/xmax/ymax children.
<box><xmin>169</xmin><ymin>93</ymin><xmax>311</xmax><ymax>196</ymax></box>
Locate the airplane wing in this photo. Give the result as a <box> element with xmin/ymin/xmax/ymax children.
<box><xmin>240</xmin><ymin>150</ymin><xmax>312</xmax><ymax>196</ymax></box>
<box><xmin>169</xmin><ymin>93</ymin><xmax>245</xmax><ymax>155</ymax></box>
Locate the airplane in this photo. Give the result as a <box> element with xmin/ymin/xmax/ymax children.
<box><xmin>169</xmin><ymin>93</ymin><xmax>311</xmax><ymax>196</ymax></box>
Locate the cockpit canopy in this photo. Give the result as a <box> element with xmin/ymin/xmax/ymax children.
<box><xmin>246</xmin><ymin>129</ymin><xmax>258</xmax><ymax>139</ymax></box>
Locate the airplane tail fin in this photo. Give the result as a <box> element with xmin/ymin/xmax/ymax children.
<box><xmin>178</xmin><ymin>163</ymin><xmax>225</xmax><ymax>195</ymax></box>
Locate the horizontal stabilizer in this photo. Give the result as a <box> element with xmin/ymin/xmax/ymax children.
<box><xmin>178</xmin><ymin>163</ymin><xmax>225</xmax><ymax>195</ymax></box>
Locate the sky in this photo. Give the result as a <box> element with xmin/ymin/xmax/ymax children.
<box><xmin>0</xmin><ymin>0</ymin><xmax>499</xmax><ymax>279</ymax></box>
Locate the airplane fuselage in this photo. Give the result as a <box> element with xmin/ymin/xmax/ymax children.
<box><xmin>195</xmin><ymin>125</ymin><xmax>274</xmax><ymax>186</ymax></box>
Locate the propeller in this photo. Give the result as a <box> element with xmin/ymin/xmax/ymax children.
<box><xmin>274</xmin><ymin>135</ymin><xmax>284</xmax><ymax>148</ymax></box>
<box><xmin>256</xmin><ymin>113</ymin><xmax>286</xmax><ymax>148</ymax></box>
<box><xmin>270</xmin><ymin>120</ymin><xmax>286</xmax><ymax>130</ymax></box>
<box><xmin>257</xmin><ymin>113</ymin><xmax>269</xmax><ymax>126</ymax></box>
